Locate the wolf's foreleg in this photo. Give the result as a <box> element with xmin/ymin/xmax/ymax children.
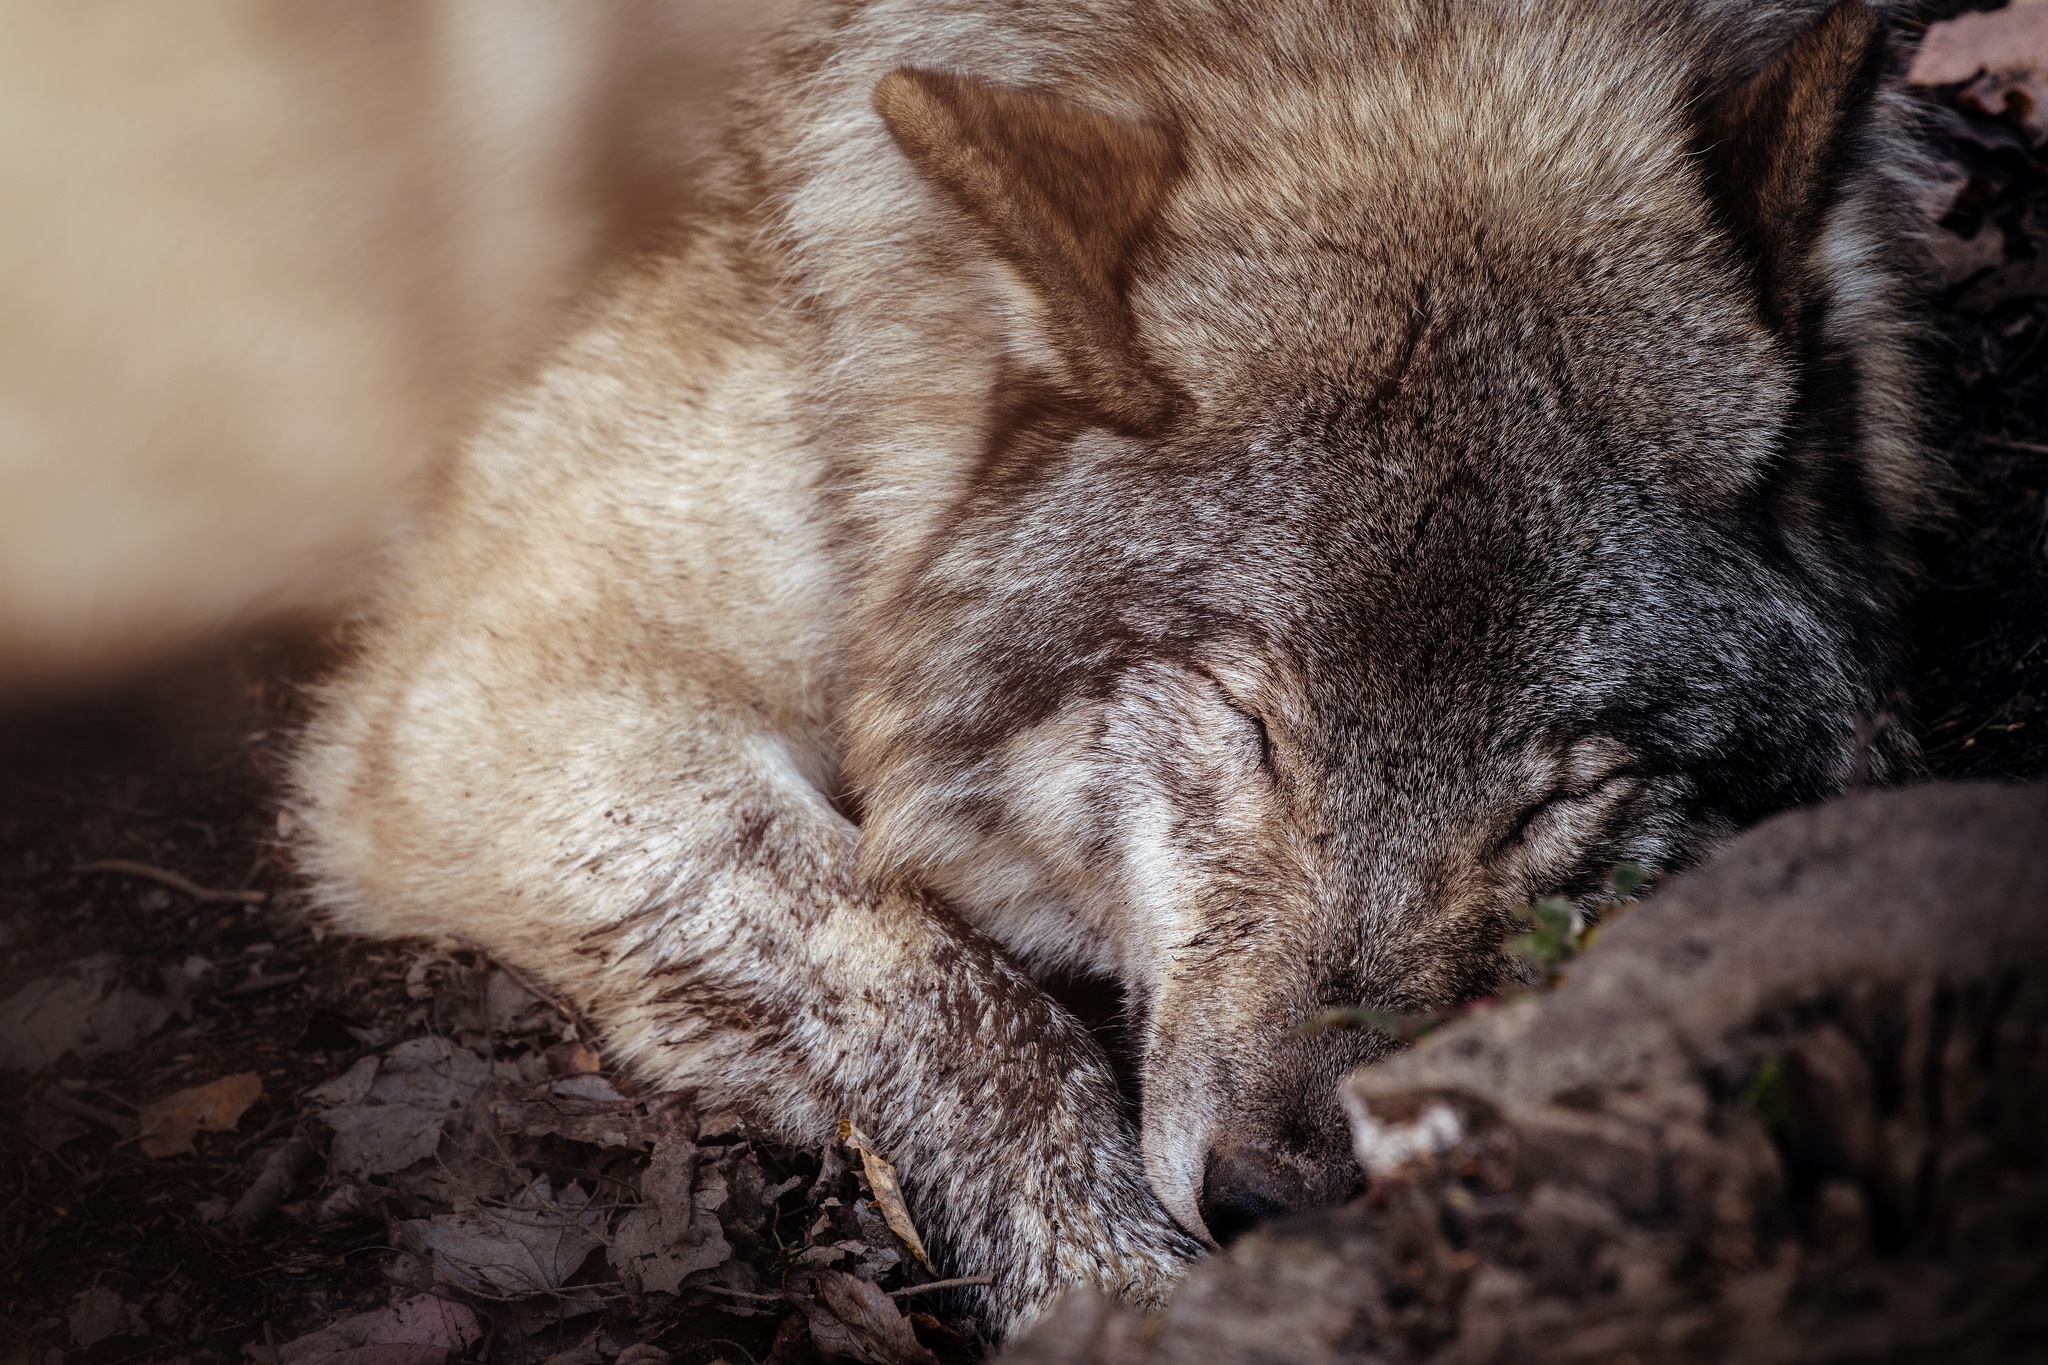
<box><xmin>573</xmin><ymin>752</ymin><xmax>1197</xmax><ymax>1330</ymax></box>
<box><xmin>297</xmin><ymin>679</ymin><xmax>1194</xmax><ymax>1333</ymax></box>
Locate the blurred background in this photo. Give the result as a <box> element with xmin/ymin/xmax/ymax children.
<box><xmin>0</xmin><ymin>0</ymin><xmax>793</xmax><ymax>697</ymax></box>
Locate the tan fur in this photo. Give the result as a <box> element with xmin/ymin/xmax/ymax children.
<box><xmin>294</xmin><ymin>0</ymin><xmax>1931</xmax><ymax>1335</ymax></box>
<box><xmin>874</xmin><ymin>69</ymin><xmax>1185</xmax><ymax>429</ymax></box>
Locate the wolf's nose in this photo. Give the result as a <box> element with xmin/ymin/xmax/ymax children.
<box><xmin>1199</xmin><ymin>1142</ymin><xmax>1331</xmax><ymax>1245</ymax></box>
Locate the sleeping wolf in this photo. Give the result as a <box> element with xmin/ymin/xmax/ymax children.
<box><xmin>292</xmin><ymin>0</ymin><xmax>1928</xmax><ymax>1335</ymax></box>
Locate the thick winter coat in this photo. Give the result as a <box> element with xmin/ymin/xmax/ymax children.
<box><xmin>293</xmin><ymin>0</ymin><xmax>1929</xmax><ymax>1335</ymax></box>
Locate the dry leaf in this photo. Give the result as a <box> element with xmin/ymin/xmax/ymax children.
<box><xmin>1910</xmin><ymin>0</ymin><xmax>2048</xmax><ymax>143</ymax></box>
<box><xmin>484</xmin><ymin>970</ymin><xmax>554</xmax><ymax>1036</ymax></box>
<box><xmin>70</xmin><ymin>1287</ymin><xmax>138</xmax><ymax>1349</ymax></box>
<box><xmin>0</xmin><ymin>953</ymin><xmax>189</xmax><ymax>1072</ymax></box>
<box><xmin>1909</xmin><ymin>0</ymin><xmax>2048</xmax><ymax>87</ymax></box>
<box><xmin>612</xmin><ymin>1120</ymin><xmax>733</xmax><ymax>1294</ymax></box>
<box><xmin>306</xmin><ymin>1036</ymin><xmax>490</xmax><ymax>1177</ymax></box>
<box><xmin>550</xmin><ymin>1072</ymin><xmax>627</xmax><ymax>1106</ymax></box>
<box><xmin>138</xmin><ymin>1071</ymin><xmax>263</xmax><ymax>1157</ymax></box>
<box><xmin>401</xmin><ymin>1179</ymin><xmax>605</xmax><ymax>1298</ymax></box>
<box><xmin>612</xmin><ymin>1347</ymin><xmax>672</xmax><ymax>1365</ymax></box>
<box><xmin>903</xmin><ymin>1312</ymin><xmax>973</xmax><ymax>1365</ymax></box>
<box><xmin>492</xmin><ymin>1097</ymin><xmax>656</xmax><ymax>1150</ymax></box>
<box><xmin>546</xmin><ymin>1039</ymin><xmax>602</xmax><ymax>1076</ymax></box>
<box><xmin>838</xmin><ymin>1122</ymin><xmax>931</xmax><ymax>1267</ymax></box>
<box><xmin>786</xmin><ymin>1269</ymin><xmax>940</xmax><ymax>1365</ymax></box>
<box><xmin>1959</xmin><ymin>254</ymin><xmax>2048</xmax><ymax>313</ymax></box>
<box><xmin>277</xmin><ymin>1293</ymin><xmax>482</xmax><ymax>1365</ymax></box>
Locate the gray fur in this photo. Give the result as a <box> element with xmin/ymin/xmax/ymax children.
<box><xmin>292</xmin><ymin>0</ymin><xmax>1931</xmax><ymax>1336</ymax></box>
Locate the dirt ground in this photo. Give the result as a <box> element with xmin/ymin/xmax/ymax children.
<box><xmin>4</xmin><ymin>42</ymin><xmax>2046</xmax><ymax>1365</ymax></box>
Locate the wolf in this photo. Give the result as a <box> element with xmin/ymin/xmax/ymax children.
<box><xmin>291</xmin><ymin>0</ymin><xmax>1929</xmax><ymax>1336</ymax></box>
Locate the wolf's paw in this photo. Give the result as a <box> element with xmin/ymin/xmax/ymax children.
<box><xmin>973</xmin><ymin>1177</ymin><xmax>1202</xmax><ymax>1339</ymax></box>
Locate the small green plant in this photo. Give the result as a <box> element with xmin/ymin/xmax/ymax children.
<box><xmin>1300</xmin><ymin>861</ymin><xmax>1659</xmax><ymax>1038</ymax></box>
<box><xmin>1508</xmin><ymin>861</ymin><xmax>1656</xmax><ymax>977</ymax></box>
<box><xmin>1741</xmin><ymin>1055</ymin><xmax>1792</xmax><ymax>1142</ymax></box>
<box><xmin>1607</xmin><ymin>860</ymin><xmax>1652</xmax><ymax>899</ymax></box>
<box><xmin>1508</xmin><ymin>895</ymin><xmax>1585</xmax><ymax>971</ymax></box>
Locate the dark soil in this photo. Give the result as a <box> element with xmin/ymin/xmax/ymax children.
<box><xmin>0</xmin><ymin>640</ymin><xmax>982</xmax><ymax>1365</ymax></box>
<box><xmin>3</xmin><ymin>60</ymin><xmax>2045</xmax><ymax>1365</ymax></box>
<box><xmin>1905</xmin><ymin>66</ymin><xmax>2048</xmax><ymax>780</ymax></box>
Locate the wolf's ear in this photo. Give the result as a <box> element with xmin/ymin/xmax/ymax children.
<box><xmin>874</xmin><ymin>68</ymin><xmax>1184</xmax><ymax>431</ymax></box>
<box><xmin>1694</xmin><ymin>1</ymin><xmax>1886</xmax><ymax>338</ymax></box>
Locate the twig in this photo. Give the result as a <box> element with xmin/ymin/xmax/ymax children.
<box><xmin>232</xmin><ymin>1111</ymin><xmax>298</xmax><ymax>1156</ymax></box>
<box><xmin>889</xmin><ymin>1275</ymin><xmax>993</xmax><ymax>1298</ymax></box>
<box><xmin>77</xmin><ymin>1084</ymin><xmax>138</xmax><ymax>1112</ymax></box>
<box><xmin>37</xmin><ymin>1088</ymin><xmax>138</xmax><ymax>1139</ymax></box>
<box><xmin>222</xmin><ymin>968</ymin><xmax>304</xmax><ymax>998</ymax></box>
<box><xmin>694</xmin><ymin>1284</ymin><xmax>786</xmax><ymax>1304</ymax></box>
<box><xmin>231</xmin><ymin>1135</ymin><xmax>313</xmax><ymax>1229</ymax></box>
<box><xmin>425</xmin><ymin>1280</ymin><xmax>628</xmax><ymax>1307</ymax></box>
<box><xmin>73</xmin><ymin>859</ymin><xmax>266</xmax><ymax>905</ymax></box>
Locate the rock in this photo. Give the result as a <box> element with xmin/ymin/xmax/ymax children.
<box><xmin>1002</xmin><ymin>783</ymin><xmax>2048</xmax><ymax>1363</ymax></box>
<box><xmin>231</xmin><ymin>1135</ymin><xmax>315</xmax><ymax>1228</ymax></box>
<box><xmin>68</xmin><ymin>1288</ymin><xmax>132</xmax><ymax>1349</ymax></box>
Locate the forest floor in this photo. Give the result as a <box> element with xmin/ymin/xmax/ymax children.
<box><xmin>4</xmin><ymin>29</ymin><xmax>2046</xmax><ymax>1365</ymax></box>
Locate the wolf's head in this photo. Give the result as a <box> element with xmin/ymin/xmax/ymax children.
<box><xmin>841</xmin><ymin>1</ymin><xmax>1919</xmax><ymax>1244</ymax></box>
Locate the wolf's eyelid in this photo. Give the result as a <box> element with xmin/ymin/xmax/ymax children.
<box><xmin>1224</xmin><ymin>697</ymin><xmax>1276</xmax><ymax>776</ymax></box>
<box><xmin>1558</xmin><ymin>767</ymin><xmax>1636</xmax><ymax>800</ymax></box>
<box><xmin>1557</xmin><ymin>738</ymin><xmax>1638</xmax><ymax>793</ymax></box>
<box><xmin>1500</xmin><ymin>769</ymin><xmax>1634</xmax><ymax>854</ymax></box>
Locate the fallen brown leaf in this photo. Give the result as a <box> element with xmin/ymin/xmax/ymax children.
<box><xmin>492</xmin><ymin>1097</ymin><xmax>656</xmax><ymax>1150</ymax></box>
<box><xmin>612</xmin><ymin>1117</ymin><xmax>733</xmax><ymax>1294</ymax></box>
<box><xmin>1910</xmin><ymin>0</ymin><xmax>2048</xmax><ymax>143</ymax></box>
<box><xmin>550</xmin><ymin>1072</ymin><xmax>628</xmax><ymax>1106</ymax></box>
<box><xmin>787</xmin><ymin>1269</ymin><xmax>940</xmax><ymax>1365</ymax></box>
<box><xmin>70</xmin><ymin>1287</ymin><xmax>138</xmax><ymax>1349</ymax></box>
<box><xmin>839</xmin><ymin>1121</ymin><xmax>931</xmax><ymax>1267</ymax></box>
<box><xmin>0</xmin><ymin>953</ymin><xmax>190</xmax><ymax>1072</ymax></box>
<box><xmin>277</xmin><ymin>1293</ymin><xmax>482</xmax><ymax>1365</ymax></box>
<box><xmin>401</xmin><ymin>1179</ymin><xmax>606</xmax><ymax>1299</ymax></box>
<box><xmin>1909</xmin><ymin>0</ymin><xmax>2048</xmax><ymax>86</ymax></box>
<box><xmin>138</xmin><ymin>1071</ymin><xmax>263</xmax><ymax>1157</ymax></box>
<box><xmin>546</xmin><ymin>1039</ymin><xmax>602</xmax><ymax>1076</ymax></box>
<box><xmin>305</xmin><ymin>1035</ymin><xmax>490</xmax><ymax>1177</ymax></box>
<box><xmin>613</xmin><ymin>1347</ymin><xmax>672</xmax><ymax>1365</ymax></box>
<box><xmin>903</xmin><ymin>1312</ymin><xmax>974</xmax><ymax>1365</ymax></box>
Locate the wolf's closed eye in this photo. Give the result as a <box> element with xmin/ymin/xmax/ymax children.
<box><xmin>1501</xmin><ymin>767</ymin><xmax>1639</xmax><ymax>864</ymax></box>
